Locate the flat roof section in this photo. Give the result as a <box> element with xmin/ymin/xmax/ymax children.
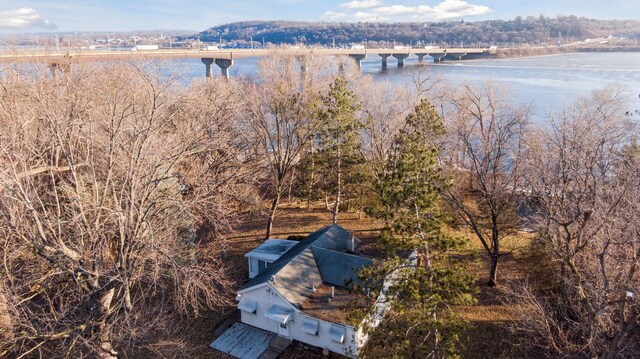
<box><xmin>244</xmin><ymin>239</ymin><xmax>298</xmax><ymax>262</ymax></box>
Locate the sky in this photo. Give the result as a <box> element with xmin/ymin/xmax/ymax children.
<box><xmin>0</xmin><ymin>0</ymin><xmax>638</xmax><ymax>33</ymax></box>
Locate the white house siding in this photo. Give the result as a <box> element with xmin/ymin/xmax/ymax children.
<box><xmin>290</xmin><ymin>317</ymin><xmax>357</xmax><ymax>357</ymax></box>
<box><xmin>239</xmin><ymin>284</ymin><xmax>291</xmax><ymax>336</ymax></box>
<box><xmin>354</xmin><ymin>253</ymin><xmax>417</xmax><ymax>352</ymax></box>
<box><xmin>239</xmin><ymin>284</ymin><xmax>359</xmax><ymax>357</ymax></box>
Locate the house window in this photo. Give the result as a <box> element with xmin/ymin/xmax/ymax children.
<box><xmin>280</xmin><ymin>323</ymin><xmax>287</xmax><ymax>329</ymax></box>
<box><xmin>329</xmin><ymin>325</ymin><xmax>345</xmax><ymax>344</ymax></box>
<box><xmin>303</xmin><ymin>317</ymin><xmax>319</xmax><ymax>335</ymax></box>
<box><xmin>265</xmin><ymin>304</ymin><xmax>292</xmax><ymax>325</ymax></box>
<box><xmin>237</xmin><ymin>298</ymin><xmax>258</xmax><ymax>314</ymax></box>
<box><xmin>249</xmin><ymin>258</ymin><xmax>272</xmax><ymax>277</ymax></box>
<box><xmin>258</xmin><ymin>260</ymin><xmax>267</xmax><ymax>273</ymax></box>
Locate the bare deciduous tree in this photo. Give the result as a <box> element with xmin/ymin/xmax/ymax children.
<box><xmin>358</xmin><ymin>67</ymin><xmax>445</xmax><ymax>181</ymax></box>
<box><xmin>249</xmin><ymin>52</ymin><xmax>322</xmax><ymax>238</ymax></box>
<box><xmin>0</xmin><ymin>62</ymin><xmax>255</xmax><ymax>358</ymax></box>
<box><xmin>509</xmin><ymin>89</ymin><xmax>640</xmax><ymax>358</ymax></box>
<box><xmin>444</xmin><ymin>82</ymin><xmax>530</xmax><ymax>286</ymax></box>
<box><xmin>357</xmin><ymin>77</ymin><xmax>414</xmax><ymax>177</ymax></box>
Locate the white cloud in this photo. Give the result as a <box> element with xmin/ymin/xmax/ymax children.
<box><xmin>323</xmin><ymin>11</ymin><xmax>350</xmax><ymax>21</ymax></box>
<box><xmin>339</xmin><ymin>0</ymin><xmax>384</xmax><ymax>9</ymax></box>
<box><xmin>373</xmin><ymin>5</ymin><xmax>432</xmax><ymax>16</ymax></box>
<box><xmin>0</xmin><ymin>7</ymin><xmax>56</xmax><ymax>29</ymax></box>
<box><xmin>323</xmin><ymin>10</ymin><xmax>388</xmax><ymax>22</ymax></box>
<box><xmin>364</xmin><ymin>0</ymin><xmax>492</xmax><ymax>21</ymax></box>
<box><xmin>354</xmin><ymin>11</ymin><xmax>388</xmax><ymax>21</ymax></box>
<box><xmin>430</xmin><ymin>0</ymin><xmax>492</xmax><ymax>20</ymax></box>
<box><xmin>327</xmin><ymin>0</ymin><xmax>492</xmax><ymax>22</ymax></box>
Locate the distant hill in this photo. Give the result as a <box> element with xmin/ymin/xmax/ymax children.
<box><xmin>196</xmin><ymin>16</ymin><xmax>640</xmax><ymax>47</ymax></box>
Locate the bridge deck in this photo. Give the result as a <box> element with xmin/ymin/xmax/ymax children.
<box><xmin>0</xmin><ymin>47</ymin><xmax>491</xmax><ymax>63</ymax></box>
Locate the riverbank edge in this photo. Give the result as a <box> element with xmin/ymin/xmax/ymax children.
<box><xmin>495</xmin><ymin>45</ymin><xmax>640</xmax><ymax>59</ymax></box>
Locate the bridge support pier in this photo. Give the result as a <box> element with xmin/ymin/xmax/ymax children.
<box><xmin>379</xmin><ymin>54</ymin><xmax>390</xmax><ymax>69</ymax></box>
<box><xmin>448</xmin><ymin>52</ymin><xmax>467</xmax><ymax>61</ymax></box>
<box><xmin>296</xmin><ymin>54</ymin><xmax>311</xmax><ymax>83</ymax></box>
<box><xmin>392</xmin><ymin>54</ymin><xmax>409</xmax><ymax>67</ymax></box>
<box><xmin>348</xmin><ymin>54</ymin><xmax>366</xmax><ymax>68</ymax></box>
<box><xmin>48</xmin><ymin>62</ymin><xmax>71</xmax><ymax>79</ymax></box>
<box><xmin>430</xmin><ymin>54</ymin><xmax>445</xmax><ymax>63</ymax></box>
<box><xmin>415</xmin><ymin>53</ymin><xmax>428</xmax><ymax>64</ymax></box>
<box><xmin>215</xmin><ymin>58</ymin><xmax>234</xmax><ymax>79</ymax></box>
<box><xmin>202</xmin><ymin>58</ymin><xmax>234</xmax><ymax>79</ymax></box>
<box><xmin>201</xmin><ymin>58</ymin><xmax>214</xmax><ymax>78</ymax></box>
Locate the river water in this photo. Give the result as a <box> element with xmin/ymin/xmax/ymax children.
<box><xmin>175</xmin><ymin>52</ymin><xmax>640</xmax><ymax>117</ymax></box>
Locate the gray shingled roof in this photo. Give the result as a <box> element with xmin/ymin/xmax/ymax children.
<box><xmin>271</xmin><ymin>249</ymin><xmax>322</xmax><ymax>306</ymax></box>
<box><xmin>238</xmin><ymin>224</ymin><xmax>371</xmax><ymax>306</ymax></box>
<box><xmin>311</xmin><ymin>247</ymin><xmax>373</xmax><ymax>287</ymax></box>
<box><xmin>239</xmin><ymin>225</ymin><xmax>345</xmax><ymax>291</ymax></box>
<box><xmin>311</xmin><ymin>225</ymin><xmax>361</xmax><ymax>252</ymax></box>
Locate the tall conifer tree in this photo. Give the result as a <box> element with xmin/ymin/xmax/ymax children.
<box><xmin>314</xmin><ymin>76</ymin><xmax>364</xmax><ymax>223</ymax></box>
<box><xmin>361</xmin><ymin>100</ymin><xmax>475</xmax><ymax>358</ymax></box>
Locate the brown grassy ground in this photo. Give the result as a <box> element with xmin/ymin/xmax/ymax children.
<box><xmin>187</xmin><ymin>202</ymin><xmax>537</xmax><ymax>358</ymax></box>
<box><xmin>454</xmin><ymin>231</ymin><xmax>541</xmax><ymax>358</ymax></box>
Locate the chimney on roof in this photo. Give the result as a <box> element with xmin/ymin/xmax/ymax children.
<box><xmin>350</xmin><ymin>235</ymin><xmax>356</xmax><ymax>253</ymax></box>
<box><xmin>331</xmin><ymin>286</ymin><xmax>335</xmax><ymax>298</ymax></box>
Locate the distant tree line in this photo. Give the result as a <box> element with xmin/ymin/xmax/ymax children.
<box><xmin>195</xmin><ymin>16</ymin><xmax>640</xmax><ymax>47</ymax></box>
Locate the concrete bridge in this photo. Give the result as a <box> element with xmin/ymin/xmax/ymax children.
<box><xmin>0</xmin><ymin>47</ymin><xmax>493</xmax><ymax>79</ymax></box>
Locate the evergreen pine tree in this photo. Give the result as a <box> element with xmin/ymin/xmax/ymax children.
<box><xmin>361</xmin><ymin>100</ymin><xmax>476</xmax><ymax>358</ymax></box>
<box><xmin>314</xmin><ymin>76</ymin><xmax>365</xmax><ymax>223</ymax></box>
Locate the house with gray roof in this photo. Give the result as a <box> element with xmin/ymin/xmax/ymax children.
<box><xmin>234</xmin><ymin>224</ymin><xmax>374</xmax><ymax>357</ymax></box>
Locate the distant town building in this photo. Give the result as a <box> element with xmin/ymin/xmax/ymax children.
<box><xmin>133</xmin><ymin>44</ymin><xmax>159</xmax><ymax>51</ymax></box>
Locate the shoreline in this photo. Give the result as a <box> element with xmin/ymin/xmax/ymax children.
<box><xmin>411</xmin><ymin>49</ymin><xmax>640</xmax><ymax>66</ymax></box>
<box><xmin>494</xmin><ymin>46</ymin><xmax>640</xmax><ymax>60</ymax></box>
